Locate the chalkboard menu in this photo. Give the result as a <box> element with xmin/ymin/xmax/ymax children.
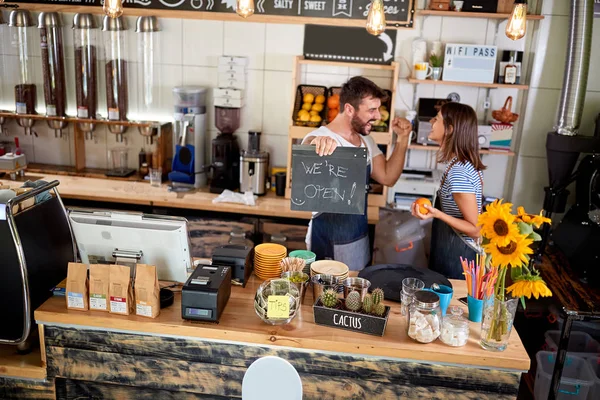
<box><xmin>290</xmin><ymin>145</ymin><xmax>368</xmax><ymax>215</ymax></box>
<box><xmin>13</xmin><ymin>0</ymin><xmax>414</xmax><ymax>26</ymax></box>
<box><xmin>304</xmin><ymin>25</ymin><xmax>397</xmax><ymax>65</ymax></box>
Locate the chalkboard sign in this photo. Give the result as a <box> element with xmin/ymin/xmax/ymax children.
<box><xmin>12</xmin><ymin>0</ymin><xmax>414</xmax><ymax>26</ymax></box>
<box><xmin>304</xmin><ymin>25</ymin><xmax>397</xmax><ymax>65</ymax></box>
<box><xmin>290</xmin><ymin>145</ymin><xmax>368</xmax><ymax>215</ymax></box>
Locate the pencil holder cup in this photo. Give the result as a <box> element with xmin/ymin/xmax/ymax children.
<box><xmin>467</xmin><ymin>295</ymin><xmax>484</xmax><ymax>323</ymax></box>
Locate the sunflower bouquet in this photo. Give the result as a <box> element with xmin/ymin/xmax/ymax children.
<box><xmin>477</xmin><ymin>200</ymin><xmax>552</xmax><ymax>350</ymax></box>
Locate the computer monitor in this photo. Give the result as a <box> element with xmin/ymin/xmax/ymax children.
<box><xmin>68</xmin><ymin>208</ymin><xmax>192</xmax><ymax>283</ymax></box>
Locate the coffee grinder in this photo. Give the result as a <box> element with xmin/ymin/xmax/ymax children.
<box><xmin>210</xmin><ymin>107</ymin><xmax>240</xmax><ymax>193</ymax></box>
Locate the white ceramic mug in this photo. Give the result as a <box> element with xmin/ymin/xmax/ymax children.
<box><xmin>454</xmin><ymin>1</ymin><xmax>464</xmax><ymax>12</ymax></box>
<box><xmin>414</xmin><ymin>62</ymin><xmax>433</xmax><ymax>80</ymax></box>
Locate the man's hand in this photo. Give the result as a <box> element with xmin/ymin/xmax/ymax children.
<box><xmin>392</xmin><ymin>117</ymin><xmax>412</xmax><ymax>142</ymax></box>
<box><xmin>310</xmin><ymin>136</ymin><xmax>338</xmax><ymax>156</ymax></box>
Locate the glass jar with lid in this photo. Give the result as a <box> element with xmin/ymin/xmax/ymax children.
<box><xmin>440</xmin><ymin>306</ymin><xmax>470</xmax><ymax>347</ymax></box>
<box><xmin>407</xmin><ymin>290</ymin><xmax>441</xmax><ymax>344</ymax></box>
<box><xmin>229</xmin><ymin>227</ymin><xmax>254</xmax><ymax>248</ymax></box>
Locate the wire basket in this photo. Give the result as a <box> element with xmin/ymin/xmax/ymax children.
<box><xmin>372</xmin><ymin>89</ymin><xmax>393</xmax><ymax>132</ymax></box>
<box><xmin>292</xmin><ymin>85</ymin><xmax>328</xmax><ymax>128</ymax></box>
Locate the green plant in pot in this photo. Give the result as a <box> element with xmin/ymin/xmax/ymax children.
<box><xmin>429</xmin><ymin>52</ymin><xmax>443</xmax><ymax>81</ymax></box>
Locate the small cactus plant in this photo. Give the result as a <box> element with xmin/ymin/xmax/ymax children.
<box><xmin>362</xmin><ymin>293</ymin><xmax>373</xmax><ymax>313</ymax></box>
<box><xmin>345</xmin><ymin>290</ymin><xmax>362</xmax><ymax>312</ymax></box>
<box><xmin>372</xmin><ymin>288</ymin><xmax>384</xmax><ymax>305</ymax></box>
<box><xmin>321</xmin><ymin>288</ymin><xmax>339</xmax><ymax>308</ymax></box>
<box><xmin>373</xmin><ymin>302</ymin><xmax>386</xmax><ymax>317</ymax></box>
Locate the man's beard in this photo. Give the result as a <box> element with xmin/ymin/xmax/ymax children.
<box><xmin>351</xmin><ymin>115</ymin><xmax>375</xmax><ymax>136</ymax></box>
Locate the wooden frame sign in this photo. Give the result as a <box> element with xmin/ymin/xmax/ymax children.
<box><xmin>290</xmin><ymin>145</ymin><xmax>368</xmax><ymax>215</ymax></box>
<box><xmin>12</xmin><ymin>0</ymin><xmax>415</xmax><ymax>27</ymax></box>
<box><xmin>442</xmin><ymin>43</ymin><xmax>498</xmax><ymax>84</ymax></box>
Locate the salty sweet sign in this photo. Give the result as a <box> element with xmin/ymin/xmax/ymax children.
<box><xmin>290</xmin><ymin>145</ymin><xmax>368</xmax><ymax>215</ymax></box>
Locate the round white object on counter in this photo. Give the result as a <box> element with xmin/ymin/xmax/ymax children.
<box><xmin>440</xmin><ymin>306</ymin><xmax>470</xmax><ymax>347</ymax></box>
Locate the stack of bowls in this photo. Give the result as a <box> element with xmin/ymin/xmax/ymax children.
<box><xmin>310</xmin><ymin>260</ymin><xmax>349</xmax><ymax>282</ymax></box>
<box><xmin>289</xmin><ymin>250</ymin><xmax>316</xmax><ymax>275</ymax></box>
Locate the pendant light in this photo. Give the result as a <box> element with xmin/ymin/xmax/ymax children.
<box><xmin>104</xmin><ymin>0</ymin><xmax>124</xmax><ymax>19</ymax></box>
<box><xmin>236</xmin><ymin>0</ymin><xmax>255</xmax><ymax>18</ymax></box>
<box><xmin>505</xmin><ymin>0</ymin><xmax>527</xmax><ymax>41</ymax></box>
<box><xmin>366</xmin><ymin>0</ymin><xmax>386</xmax><ymax>36</ymax></box>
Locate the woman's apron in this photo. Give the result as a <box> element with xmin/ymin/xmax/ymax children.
<box><xmin>310</xmin><ymin>163</ymin><xmax>371</xmax><ymax>272</ymax></box>
<box><xmin>428</xmin><ymin>162</ymin><xmax>484</xmax><ymax>280</ymax></box>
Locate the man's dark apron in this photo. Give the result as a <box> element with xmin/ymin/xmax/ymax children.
<box><xmin>428</xmin><ymin>162</ymin><xmax>484</xmax><ymax>280</ymax></box>
<box><xmin>310</xmin><ymin>163</ymin><xmax>371</xmax><ymax>271</ymax></box>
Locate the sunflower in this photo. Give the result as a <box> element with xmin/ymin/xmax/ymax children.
<box><xmin>478</xmin><ymin>200</ymin><xmax>520</xmax><ymax>247</ymax></box>
<box><xmin>507</xmin><ymin>276</ymin><xmax>552</xmax><ymax>299</ymax></box>
<box><xmin>483</xmin><ymin>232</ymin><xmax>534</xmax><ymax>268</ymax></box>
<box><xmin>516</xmin><ymin>207</ymin><xmax>552</xmax><ymax>228</ymax></box>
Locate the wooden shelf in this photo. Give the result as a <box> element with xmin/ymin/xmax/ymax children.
<box><xmin>0</xmin><ymin>111</ymin><xmax>155</xmax><ymax>128</ymax></box>
<box><xmin>289</xmin><ymin>125</ymin><xmax>392</xmax><ymax>145</ymax></box>
<box><xmin>298</xmin><ymin>57</ymin><xmax>398</xmax><ymax>71</ymax></box>
<box><xmin>418</xmin><ymin>10</ymin><xmax>545</xmax><ymax>20</ymax></box>
<box><xmin>407</xmin><ymin>78</ymin><xmax>529</xmax><ymax>90</ymax></box>
<box><xmin>408</xmin><ymin>143</ymin><xmax>515</xmax><ymax>156</ymax></box>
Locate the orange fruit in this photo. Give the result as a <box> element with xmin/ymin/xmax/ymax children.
<box><xmin>315</xmin><ymin>94</ymin><xmax>326</xmax><ymax>104</ymax></box>
<box><xmin>327</xmin><ymin>109</ymin><xmax>338</xmax><ymax>121</ymax></box>
<box><xmin>415</xmin><ymin>198</ymin><xmax>432</xmax><ymax>214</ymax></box>
<box><xmin>327</xmin><ymin>95</ymin><xmax>340</xmax><ymax>109</ymax></box>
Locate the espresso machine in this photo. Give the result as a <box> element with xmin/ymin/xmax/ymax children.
<box><xmin>240</xmin><ymin>131</ymin><xmax>269</xmax><ymax>195</ymax></box>
<box><xmin>210</xmin><ymin>107</ymin><xmax>240</xmax><ymax>193</ymax></box>
<box><xmin>168</xmin><ymin>86</ymin><xmax>208</xmax><ymax>190</ymax></box>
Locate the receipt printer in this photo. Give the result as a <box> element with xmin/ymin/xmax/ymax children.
<box><xmin>212</xmin><ymin>244</ymin><xmax>253</xmax><ymax>287</ymax></box>
<box><xmin>181</xmin><ymin>264</ymin><xmax>231</xmax><ymax>322</ymax></box>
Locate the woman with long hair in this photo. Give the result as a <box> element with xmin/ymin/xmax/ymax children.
<box><xmin>411</xmin><ymin>102</ymin><xmax>486</xmax><ymax>279</ymax></box>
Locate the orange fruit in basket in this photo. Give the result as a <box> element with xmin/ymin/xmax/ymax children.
<box><xmin>310</xmin><ymin>115</ymin><xmax>322</xmax><ymax>123</ymax></box>
<box><xmin>315</xmin><ymin>94</ymin><xmax>325</xmax><ymax>104</ymax></box>
<box><xmin>327</xmin><ymin>95</ymin><xmax>340</xmax><ymax>109</ymax></box>
<box><xmin>302</xmin><ymin>102</ymin><xmax>312</xmax><ymax>111</ymax></box>
<box><xmin>328</xmin><ymin>109</ymin><xmax>339</xmax><ymax>121</ymax></box>
<box><xmin>415</xmin><ymin>198</ymin><xmax>432</xmax><ymax>214</ymax></box>
<box><xmin>303</xmin><ymin>93</ymin><xmax>315</xmax><ymax>104</ymax></box>
<box><xmin>311</xmin><ymin>103</ymin><xmax>324</xmax><ymax>112</ymax></box>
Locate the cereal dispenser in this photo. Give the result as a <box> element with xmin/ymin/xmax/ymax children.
<box><xmin>38</xmin><ymin>12</ymin><xmax>68</xmax><ymax>138</ymax></box>
<box><xmin>8</xmin><ymin>10</ymin><xmax>37</xmax><ymax>136</ymax></box>
<box><xmin>135</xmin><ymin>16</ymin><xmax>161</xmax><ymax>144</ymax></box>
<box><xmin>73</xmin><ymin>13</ymin><xmax>99</xmax><ymax>139</ymax></box>
<box><xmin>102</xmin><ymin>15</ymin><xmax>129</xmax><ymax>142</ymax></box>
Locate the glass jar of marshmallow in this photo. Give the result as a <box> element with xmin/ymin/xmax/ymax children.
<box><xmin>407</xmin><ymin>290</ymin><xmax>441</xmax><ymax>344</ymax></box>
<box><xmin>440</xmin><ymin>306</ymin><xmax>470</xmax><ymax>347</ymax></box>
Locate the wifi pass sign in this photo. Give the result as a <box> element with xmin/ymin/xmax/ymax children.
<box><xmin>290</xmin><ymin>145</ymin><xmax>368</xmax><ymax>215</ymax></box>
<box><xmin>303</xmin><ymin>25</ymin><xmax>397</xmax><ymax>65</ymax></box>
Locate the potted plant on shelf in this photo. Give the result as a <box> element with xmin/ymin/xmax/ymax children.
<box><xmin>429</xmin><ymin>52</ymin><xmax>444</xmax><ymax>81</ymax></box>
<box><xmin>477</xmin><ymin>200</ymin><xmax>553</xmax><ymax>351</ymax></box>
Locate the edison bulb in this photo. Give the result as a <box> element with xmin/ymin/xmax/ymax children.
<box><xmin>104</xmin><ymin>0</ymin><xmax>124</xmax><ymax>18</ymax></box>
<box><xmin>366</xmin><ymin>0</ymin><xmax>386</xmax><ymax>36</ymax></box>
<box><xmin>237</xmin><ymin>0</ymin><xmax>255</xmax><ymax>18</ymax></box>
<box><xmin>505</xmin><ymin>0</ymin><xmax>527</xmax><ymax>41</ymax></box>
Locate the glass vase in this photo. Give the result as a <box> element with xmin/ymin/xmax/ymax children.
<box><xmin>480</xmin><ymin>294</ymin><xmax>518</xmax><ymax>352</ymax></box>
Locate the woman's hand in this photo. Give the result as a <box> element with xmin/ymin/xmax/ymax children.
<box><xmin>392</xmin><ymin>117</ymin><xmax>412</xmax><ymax>141</ymax></box>
<box><xmin>310</xmin><ymin>136</ymin><xmax>338</xmax><ymax>156</ymax></box>
<box><xmin>411</xmin><ymin>201</ymin><xmax>438</xmax><ymax>220</ymax></box>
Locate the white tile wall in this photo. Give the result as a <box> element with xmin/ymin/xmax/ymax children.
<box><xmin>2</xmin><ymin>6</ymin><xmax>591</xmax><ymax>212</ymax></box>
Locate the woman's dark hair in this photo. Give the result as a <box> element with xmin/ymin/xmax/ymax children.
<box><xmin>339</xmin><ymin>76</ymin><xmax>388</xmax><ymax>111</ymax></box>
<box><xmin>437</xmin><ymin>102</ymin><xmax>486</xmax><ymax>171</ymax></box>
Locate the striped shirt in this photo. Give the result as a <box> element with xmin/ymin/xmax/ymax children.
<box><xmin>439</xmin><ymin>158</ymin><xmax>483</xmax><ymax>244</ymax></box>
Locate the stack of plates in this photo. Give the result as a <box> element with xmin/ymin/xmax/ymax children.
<box><xmin>310</xmin><ymin>260</ymin><xmax>349</xmax><ymax>281</ymax></box>
<box><xmin>254</xmin><ymin>243</ymin><xmax>287</xmax><ymax>280</ymax></box>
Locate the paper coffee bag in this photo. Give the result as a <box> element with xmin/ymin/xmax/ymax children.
<box><xmin>66</xmin><ymin>262</ymin><xmax>89</xmax><ymax>311</ymax></box>
<box><xmin>109</xmin><ymin>265</ymin><xmax>134</xmax><ymax>315</ymax></box>
<box><xmin>89</xmin><ymin>264</ymin><xmax>110</xmax><ymax>312</ymax></box>
<box><xmin>134</xmin><ymin>264</ymin><xmax>160</xmax><ymax>318</ymax></box>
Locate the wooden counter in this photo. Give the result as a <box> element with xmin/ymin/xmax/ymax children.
<box><xmin>0</xmin><ymin>173</ymin><xmax>380</xmax><ymax>224</ymax></box>
<box><xmin>34</xmin><ymin>275</ymin><xmax>530</xmax><ymax>399</ymax></box>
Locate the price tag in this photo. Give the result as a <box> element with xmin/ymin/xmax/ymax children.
<box><xmin>267</xmin><ymin>295</ymin><xmax>290</xmax><ymax>319</ymax></box>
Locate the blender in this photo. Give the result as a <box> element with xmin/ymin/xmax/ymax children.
<box><xmin>168</xmin><ymin>86</ymin><xmax>208</xmax><ymax>191</ymax></box>
<box><xmin>210</xmin><ymin>107</ymin><xmax>241</xmax><ymax>193</ymax></box>
<box><xmin>240</xmin><ymin>131</ymin><xmax>269</xmax><ymax>195</ymax></box>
